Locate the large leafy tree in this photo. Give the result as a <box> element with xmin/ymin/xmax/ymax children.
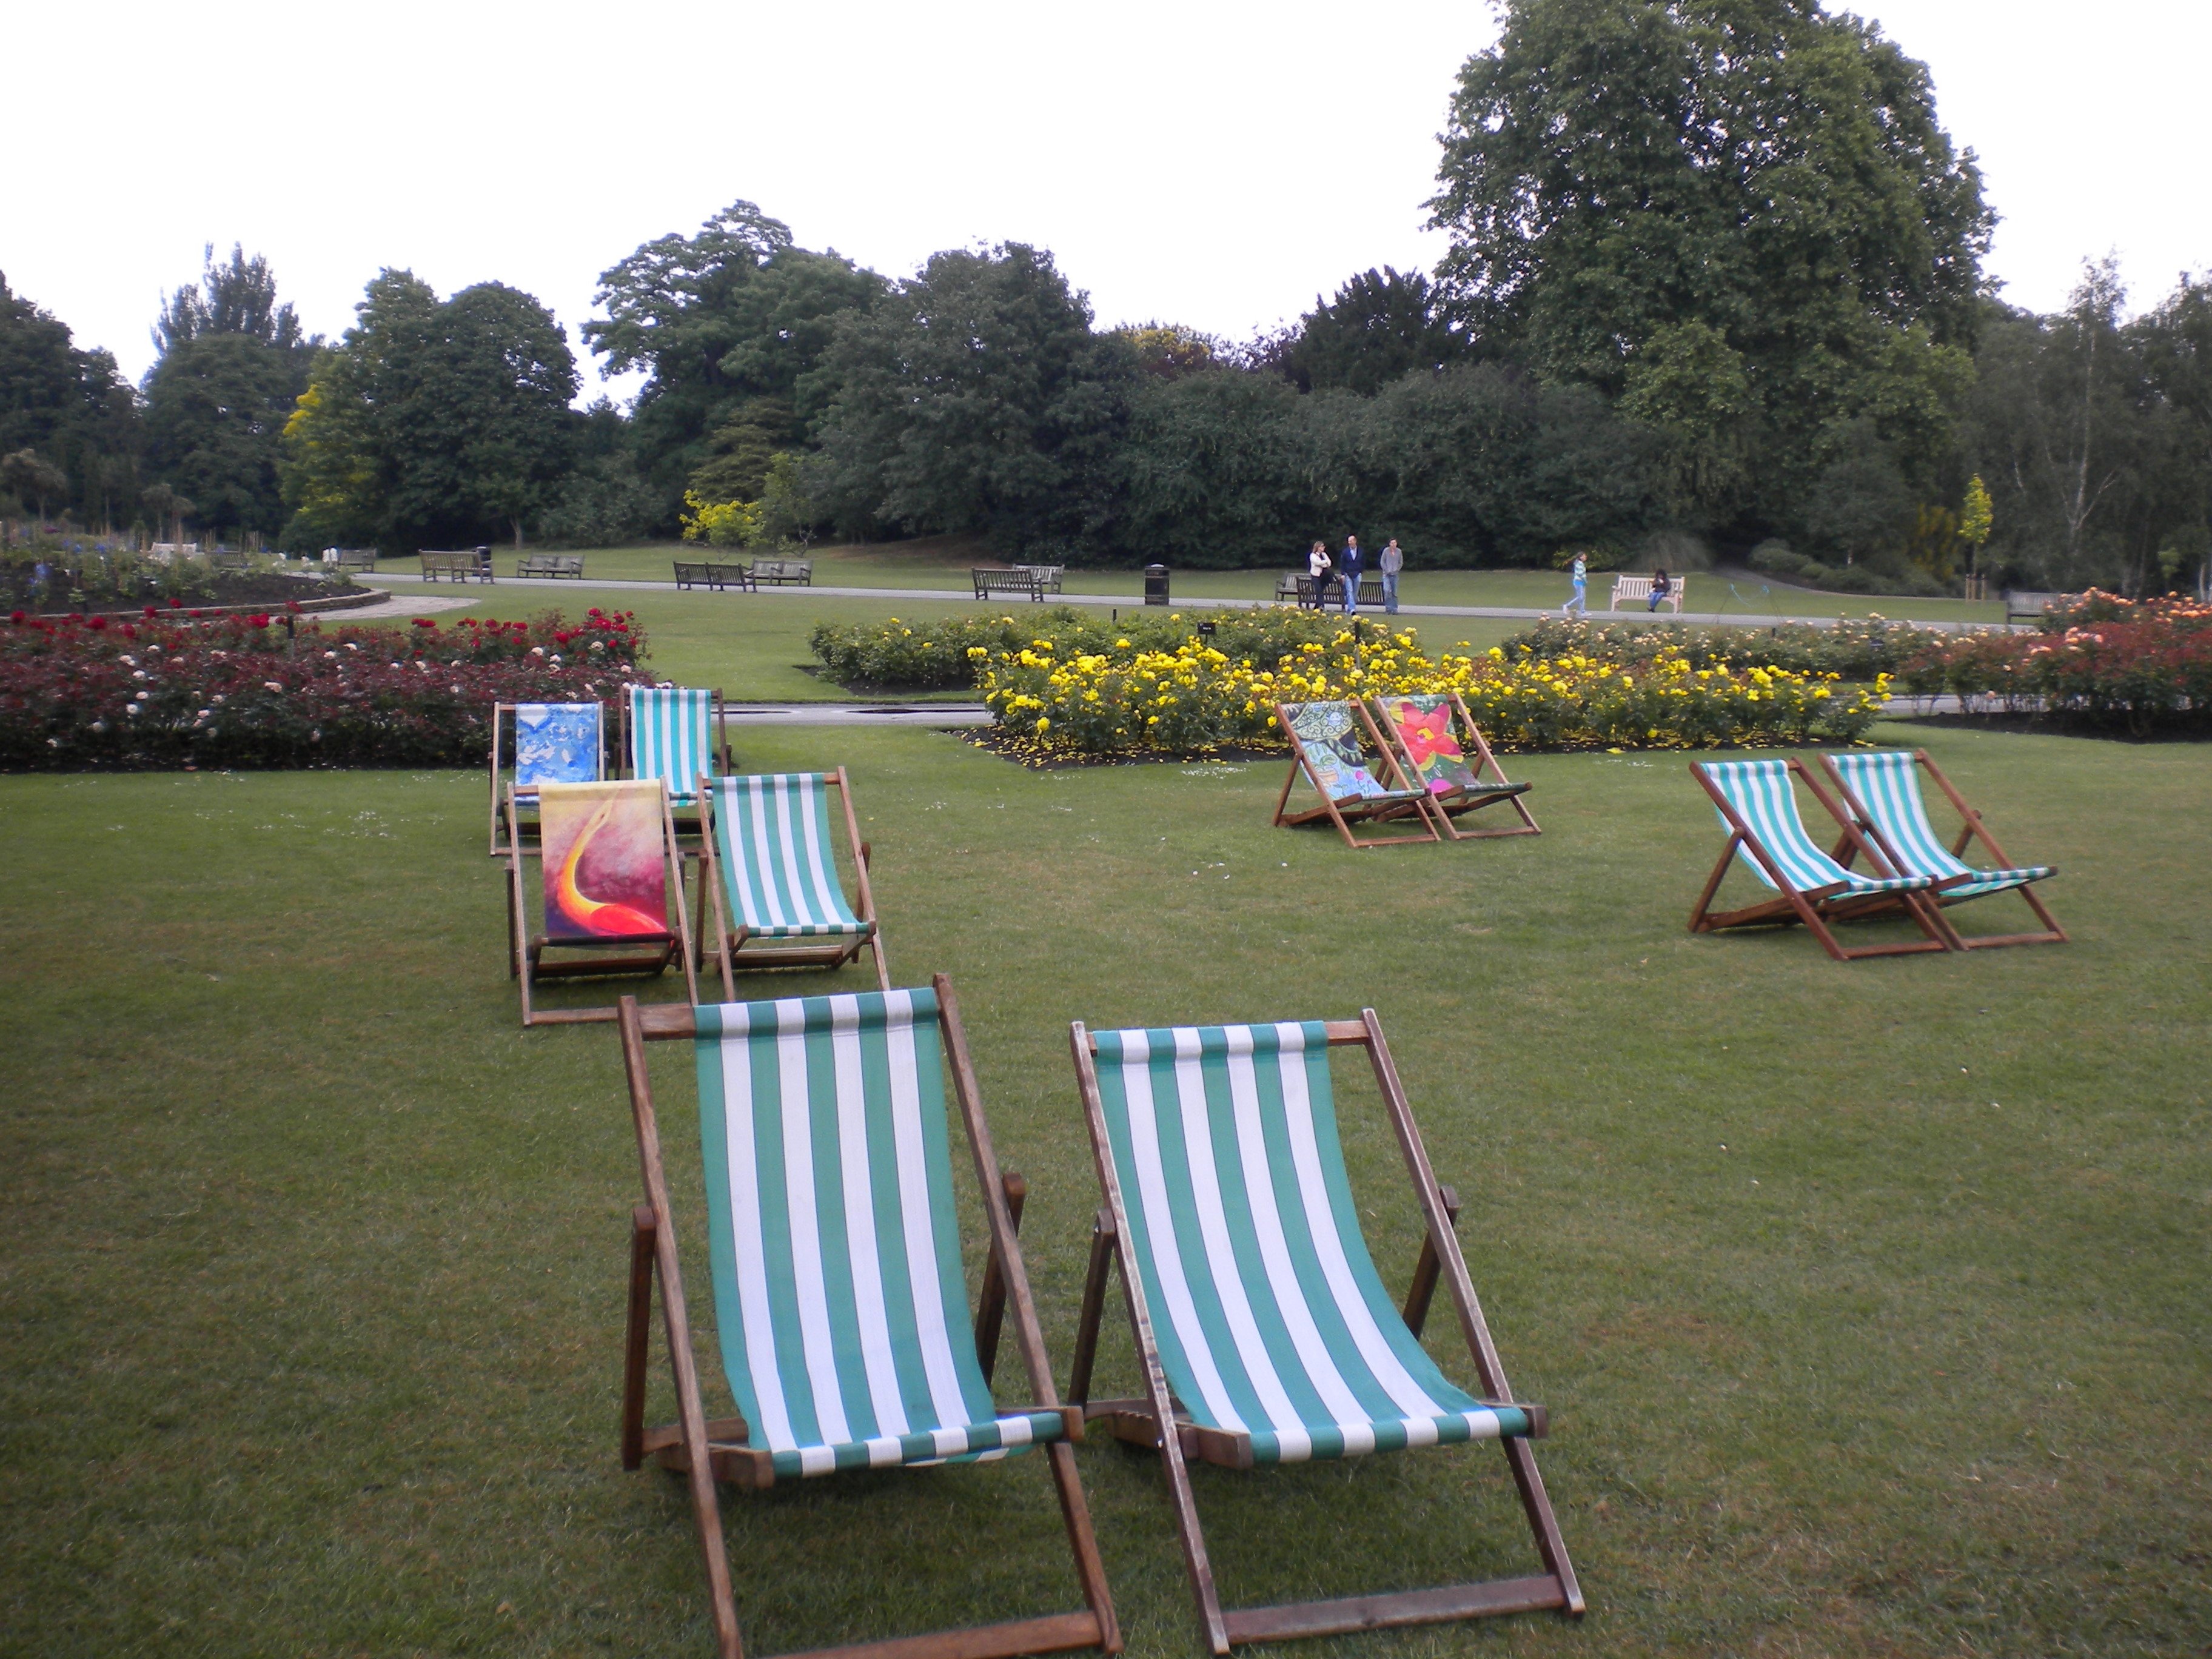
<box><xmin>283</xmin><ymin>272</ymin><xmax>578</xmax><ymax>550</ymax></box>
<box><xmin>1429</xmin><ymin>0</ymin><xmax>1991</xmax><ymax>529</ymax></box>
<box><xmin>583</xmin><ymin>201</ymin><xmax>885</xmax><ymax>498</ymax></box>
<box><xmin>1284</xmin><ymin>267</ymin><xmax>1470</xmax><ymax>396</ymax></box>
<box><xmin>142</xmin><ymin>246</ymin><xmax>320</xmax><ymax>537</ymax></box>
<box><xmin>0</xmin><ymin>272</ymin><xmax>141</xmax><ymax>528</ymax></box>
<box><xmin>809</xmin><ymin>244</ymin><xmax>1131</xmax><ymax>554</ymax></box>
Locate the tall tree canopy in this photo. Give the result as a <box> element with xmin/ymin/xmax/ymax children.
<box><xmin>583</xmin><ymin>201</ymin><xmax>885</xmax><ymax>502</ymax></box>
<box><xmin>1429</xmin><ymin>0</ymin><xmax>1992</xmax><ymax>532</ymax></box>
<box><xmin>808</xmin><ymin>244</ymin><xmax>1131</xmax><ymax>554</ymax></box>
<box><xmin>283</xmin><ymin>272</ymin><xmax>578</xmax><ymax>550</ymax></box>
<box><xmin>1284</xmin><ymin>267</ymin><xmax>1470</xmax><ymax>396</ymax></box>
<box><xmin>0</xmin><ymin>272</ymin><xmax>140</xmax><ymax>528</ymax></box>
<box><xmin>142</xmin><ymin>245</ymin><xmax>320</xmax><ymax>536</ymax></box>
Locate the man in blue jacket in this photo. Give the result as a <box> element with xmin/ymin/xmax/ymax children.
<box><xmin>1338</xmin><ymin>535</ymin><xmax>1363</xmax><ymax>614</ymax></box>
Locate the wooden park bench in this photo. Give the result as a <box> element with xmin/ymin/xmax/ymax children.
<box><xmin>749</xmin><ymin>557</ymin><xmax>813</xmax><ymax>586</ymax></box>
<box><xmin>973</xmin><ymin>566</ymin><xmax>1052</xmax><ymax>601</ymax></box>
<box><xmin>517</xmin><ymin>554</ymin><xmax>583</xmax><ymax>578</ymax></box>
<box><xmin>1610</xmin><ymin>573</ymin><xmax>1686</xmax><ymax>612</ymax></box>
<box><xmin>1017</xmin><ymin>563</ymin><xmax>1064</xmax><ymax>594</ymax></box>
<box><xmin>672</xmin><ymin>560</ymin><xmax>756</xmax><ymax>592</ymax></box>
<box><xmin>209</xmin><ymin>549</ymin><xmax>251</xmax><ymax>572</ymax></box>
<box><xmin>1281</xmin><ymin>573</ymin><xmax>1384</xmax><ymax>609</ymax></box>
<box><xmin>332</xmin><ymin>548</ymin><xmax>377</xmax><ymax>573</ymax></box>
<box><xmin>2005</xmin><ymin>590</ymin><xmax>2065</xmax><ymax>624</ymax></box>
<box><xmin>421</xmin><ymin>548</ymin><xmax>494</xmax><ymax>583</ymax></box>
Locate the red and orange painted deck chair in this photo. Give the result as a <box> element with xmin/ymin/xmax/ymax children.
<box><xmin>1369</xmin><ymin>693</ymin><xmax>1540</xmax><ymax>840</ymax></box>
<box><xmin>1270</xmin><ymin>701</ymin><xmax>1438</xmax><ymax>850</ymax></box>
<box><xmin>505</xmin><ymin>778</ymin><xmax>698</xmax><ymax>1026</ymax></box>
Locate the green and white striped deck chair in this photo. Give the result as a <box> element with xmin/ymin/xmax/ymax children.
<box><xmin>614</xmin><ymin>982</ymin><xmax>1119</xmax><ymax>1659</ymax></box>
<box><xmin>1068</xmin><ymin>1013</ymin><xmax>1580</xmax><ymax>1650</ymax></box>
<box><xmin>1689</xmin><ymin>757</ymin><xmax>1955</xmax><ymax>960</ymax></box>
<box><xmin>697</xmin><ymin>768</ymin><xmax>888</xmax><ymax>994</ymax></box>
<box><xmin>625</xmin><ymin>684</ymin><xmax>728</xmax><ymax>807</ymax></box>
<box><xmin>1820</xmin><ymin>748</ymin><xmax>2065</xmax><ymax>948</ymax></box>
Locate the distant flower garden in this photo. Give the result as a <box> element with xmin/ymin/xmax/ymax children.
<box><xmin>0</xmin><ymin>607</ymin><xmax>645</xmax><ymax>769</ymax></box>
<box><xmin>979</xmin><ymin>626</ymin><xmax>1886</xmax><ymax>759</ymax></box>
<box><xmin>1894</xmin><ymin>592</ymin><xmax>2212</xmax><ymax>733</ymax></box>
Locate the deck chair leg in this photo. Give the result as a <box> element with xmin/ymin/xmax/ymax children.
<box><xmin>1044</xmin><ymin>1440</ymin><xmax>1125</xmax><ymax>1656</ymax></box>
<box><xmin>1400</xmin><ymin>1184</ymin><xmax>1460</xmax><ymax>1338</ymax></box>
<box><xmin>973</xmin><ymin>1171</ymin><xmax>1027</xmax><ymax>1384</ymax></box>
<box><xmin>622</xmin><ymin>1204</ymin><xmax>656</xmax><ymax>1470</ymax></box>
<box><xmin>1686</xmin><ymin>834</ymin><xmax>1741</xmax><ymax>934</ymax></box>
<box><xmin>1067</xmin><ymin>1210</ymin><xmax>1118</xmax><ymax>1407</ymax></box>
<box><xmin>1270</xmin><ymin>756</ymin><xmax>1301</xmax><ymax>828</ymax></box>
<box><xmin>1499</xmin><ymin>1436</ymin><xmax>1586</xmax><ymax>1616</ymax></box>
<box><xmin>1123</xmin><ymin>1265</ymin><xmax>1230</xmax><ymax>1654</ymax></box>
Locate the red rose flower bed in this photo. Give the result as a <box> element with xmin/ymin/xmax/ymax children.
<box><xmin>1895</xmin><ymin>592</ymin><xmax>2212</xmax><ymax>734</ymax></box>
<box><xmin>1</xmin><ymin>606</ymin><xmax>649</xmax><ymax>770</ymax></box>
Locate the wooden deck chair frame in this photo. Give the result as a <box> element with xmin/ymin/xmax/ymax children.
<box><xmin>1065</xmin><ymin>1011</ymin><xmax>1582</xmax><ymax>1651</ymax></box>
<box><xmin>1366</xmin><ymin>692</ymin><xmax>1541</xmax><ymax>841</ymax></box>
<box><xmin>1270</xmin><ymin>702</ymin><xmax>1439</xmax><ymax>850</ymax></box>
<box><xmin>618</xmin><ymin>685</ymin><xmax>734</xmax><ymax>828</ymax></box>
<box><xmin>1816</xmin><ymin>748</ymin><xmax>2066</xmax><ymax>950</ymax></box>
<box><xmin>695</xmin><ymin>766</ymin><xmax>891</xmax><ymax>996</ymax></box>
<box><xmin>487</xmin><ymin>699</ymin><xmax>609</xmax><ymax>857</ymax></box>
<box><xmin>505</xmin><ymin>781</ymin><xmax>700</xmax><ymax>1026</ymax></box>
<box><xmin>612</xmin><ymin>981</ymin><xmax>1122</xmax><ymax>1659</ymax></box>
<box><xmin>1687</xmin><ymin>757</ymin><xmax>1960</xmax><ymax>961</ymax></box>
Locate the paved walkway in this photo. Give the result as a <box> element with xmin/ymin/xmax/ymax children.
<box><xmin>364</xmin><ymin>574</ymin><xmax>2012</xmax><ymax>632</ymax></box>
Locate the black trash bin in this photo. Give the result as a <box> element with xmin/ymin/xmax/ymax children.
<box><xmin>1144</xmin><ymin>563</ymin><xmax>1170</xmax><ymax>606</ymax></box>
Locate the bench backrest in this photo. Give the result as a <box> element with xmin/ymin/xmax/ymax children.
<box><xmin>514</xmin><ymin>702</ymin><xmax>605</xmax><ymax>789</ymax></box>
<box><xmin>710</xmin><ymin>773</ymin><xmax>866</xmax><ymax>937</ymax></box>
<box><xmin>537</xmin><ymin>779</ymin><xmax>671</xmax><ymax>941</ymax></box>
<box><xmin>1373</xmin><ymin>695</ymin><xmax>1479</xmax><ymax>796</ymax></box>
<box><xmin>628</xmin><ymin>686</ymin><xmax>716</xmax><ymax>802</ymax></box>
<box><xmin>1282</xmin><ymin>702</ymin><xmax>1393</xmax><ymax>801</ymax></box>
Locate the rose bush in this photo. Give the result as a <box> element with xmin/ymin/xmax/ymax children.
<box><xmin>1895</xmin><ymin>592</ymin><xmax>2212</xmax><ymax>732</ymax></box>
<box><xmin>0</xmin><ymin>607</ymin><xmax>648</xmax><ymax>769</ymax></box>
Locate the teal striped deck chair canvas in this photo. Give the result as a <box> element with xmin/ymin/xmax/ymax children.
<box><xmin>1271</xmin><ymin>702</ymin><xmax>1437</xmax><ymax>850</ymax></box>
<box><xmin>1689</xmin><ymin>757</ymin><xmax>1955</xmax><ymax>960</ymax></box>
<box><xmin>613</xmin><ymin>982</ymin><xmax>1118</xmax><ymax>1659</ymax></box>
<box><xmin>1068</xmin><ymin>1012</ymin><xmax>1581</xmax><ymax>1649</ymax></box>
<box><xmin>1820</xmin><ymin>748</ymin><xmax>2065</xmax><ymax>948</ymax></box>
<box><xmin>626</xmin><ymin>685</ymin><xmax>725</xmax><ymax>806</ymax></box>
<box><xmin>699</xmin><ymin>768</ymin><xmax>888</xmax><ymax>996</ymax></box>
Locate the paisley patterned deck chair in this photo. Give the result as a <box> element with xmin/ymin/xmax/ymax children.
<box><xmin>488</xmin><ymin>700</ymin><xmax>606</xmax><ymax>856</ymax></box>
<box><xmin>504</xmin><ymin>779</ymin><xmax>698</xmax><ymax>1026</ymax></box>
<box><xmin>1689</xmin><ymin>758</ymin><xmax>1958</xmax><ymax>960</ymax></box>
<box><xmin>622</xmin><ymin>685</ymin><xmax>732</xmax><ymax>823</ymax></box>
<box><xmin>1066</xmin><ymin>1013</ymin><xmax>1581</xmax><ymax>1651</ymax></box>
<box><xmin>1270</xmin><ymin>701</ymin><xmax>1437</xmax><ymax>850</ymax></box>
<box><xmin>612</xmin><ymin>981</ymin><xmax>1121</xmax><ymax>1659</ymax></box>
<box><xmin>696</xmin><ymin>768</ymin><xmax>889</xmax><ymax>995</ymax></box>
<box><xmin>1818</xmin><ymin>748</ymin><xmax>2065</xmax><ymax>949</ymax></box>
<box><xmin>1369</xmin><ymin>693</ymin><xmax>1540</xmax><ymax>840</ymax></box>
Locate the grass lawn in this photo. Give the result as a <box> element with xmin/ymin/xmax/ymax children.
<box><xmin>387</xmin><ymin>539</ymin><xmax>2009</xmax><ymax>627</ymax></box>
<box><xmin>3</xmin><ymin>722</ymin><xmax>2206</xmax><ymax>1657</ymax></box>
<box><xmin>378</xmin><ymin>584</ymin><xmax>1523</xmax><ymax>702</ymax></box>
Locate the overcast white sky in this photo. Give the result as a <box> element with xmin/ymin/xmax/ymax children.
<box><xmin>8</xmin><ymin>0</ymin><xmax>2207</xmax><ymax>404</ymax></box>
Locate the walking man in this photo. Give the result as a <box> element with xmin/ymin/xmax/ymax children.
<box><xmin>1379</xmin><ymin>537</ymin><xmax>1404</xmax><ymax>614</ymax></box>
<box><xmin>1339</xmin><ymin>535</ymin><xmax>1364</xmax><ymax>614</ymax></box>
<box><xmin>1564</xmin><ymin>551</ymin><xmax>1588</xmax><ymax>617</ymax></box>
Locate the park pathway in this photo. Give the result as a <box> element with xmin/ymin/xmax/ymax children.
<box><xmin>363</xmin><ymin>572</ymin><xmax>2013</xmax><ymax>633</ymax></box>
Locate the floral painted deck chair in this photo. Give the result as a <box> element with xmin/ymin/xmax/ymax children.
<box><xmin>612</xmin><ymin>980</ymin><xmax>1121</xmax><ymax>1659</ymax></box>
<box><xmin>504</xmin><ymin>778</ymin><xmax>698</xmax><ymax>1025</ymax></box>
<box><xmin>1369</xmin><ymin>693</ymin><xmax>1540</xmax><ymax>840</ymax></box>
<box><xmin>696</xmin><ymin>768</ymin><xmax>889</xmax><ymax>994</ymax></box>
<box><xmin>1066</xmin><ymin>1013</ymin><xmax>1581</xmax><ymax>1651</ymax></box>
<box><xmin>487</xmin><ymin>700</ymin><xmax>606</xmax><ymax>856</ymax></box>
<box><xmin>1270</xmin><ymin>701</ymin><xmax>1438</xmax><ymax>850</ymax></box>
<box><xmin>622</xmin><ymin>685</ymin><xmax>731</xmax><ymax>814</ymax></box>
<box><xmin>1689</xmin><ymin>757</ymin><xmax>1959</xmax><ymax>960</ymax></box>
<box><xmin>1818</xmin><ymin>748</ymin><xmax>2064</xmax><ymax>948</ymax></box>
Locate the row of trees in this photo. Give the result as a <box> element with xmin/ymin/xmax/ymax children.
<box><xmin>2</xmin><ymin>0</ymin><xmax>2205</xmax><ymax>591</ymax></box>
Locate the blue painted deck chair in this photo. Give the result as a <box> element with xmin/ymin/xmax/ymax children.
<box><xmin>1818</xmin><ymin>749</ymin><xmax>2065</xmax><ymax>949</ymax></box>
<box><xmin>488</xmin><ymin>700</ymin><xmax>606</xmax><ymax>856</ymax></box>
<box><xmin>696</xmin><ymin>769</ymin><xmax>888</xmax><ymax>996</ymax></box>
<box><xmin>1066</xmin><ymin>1013</ymin><xmax>1581</xmax><ymax>1651</ymax></box>
<box><xmin>1689</xmin><ymin>758</ymin><xmax>1958</xmax><ymax>960</ymax></box>
<box><xmin>614</xmin><ymin>981</ymin><xmax>1121</xmax><ymax>1659</ymax></box>
<box><xmin>622</xmin><ymin>685</ymin><xmax>731</xmax><ymax>817</ymax></box>
<box><xmin>1270</xmin><ymin>701</ymin><xmax>1438</xmax><ymax>849</ymax></box>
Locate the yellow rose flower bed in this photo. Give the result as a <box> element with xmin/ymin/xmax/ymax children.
<box><xmin>980</xmin><ymin>626</ymin><xmax>1887</xmax><ymax>757</ymax></box>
